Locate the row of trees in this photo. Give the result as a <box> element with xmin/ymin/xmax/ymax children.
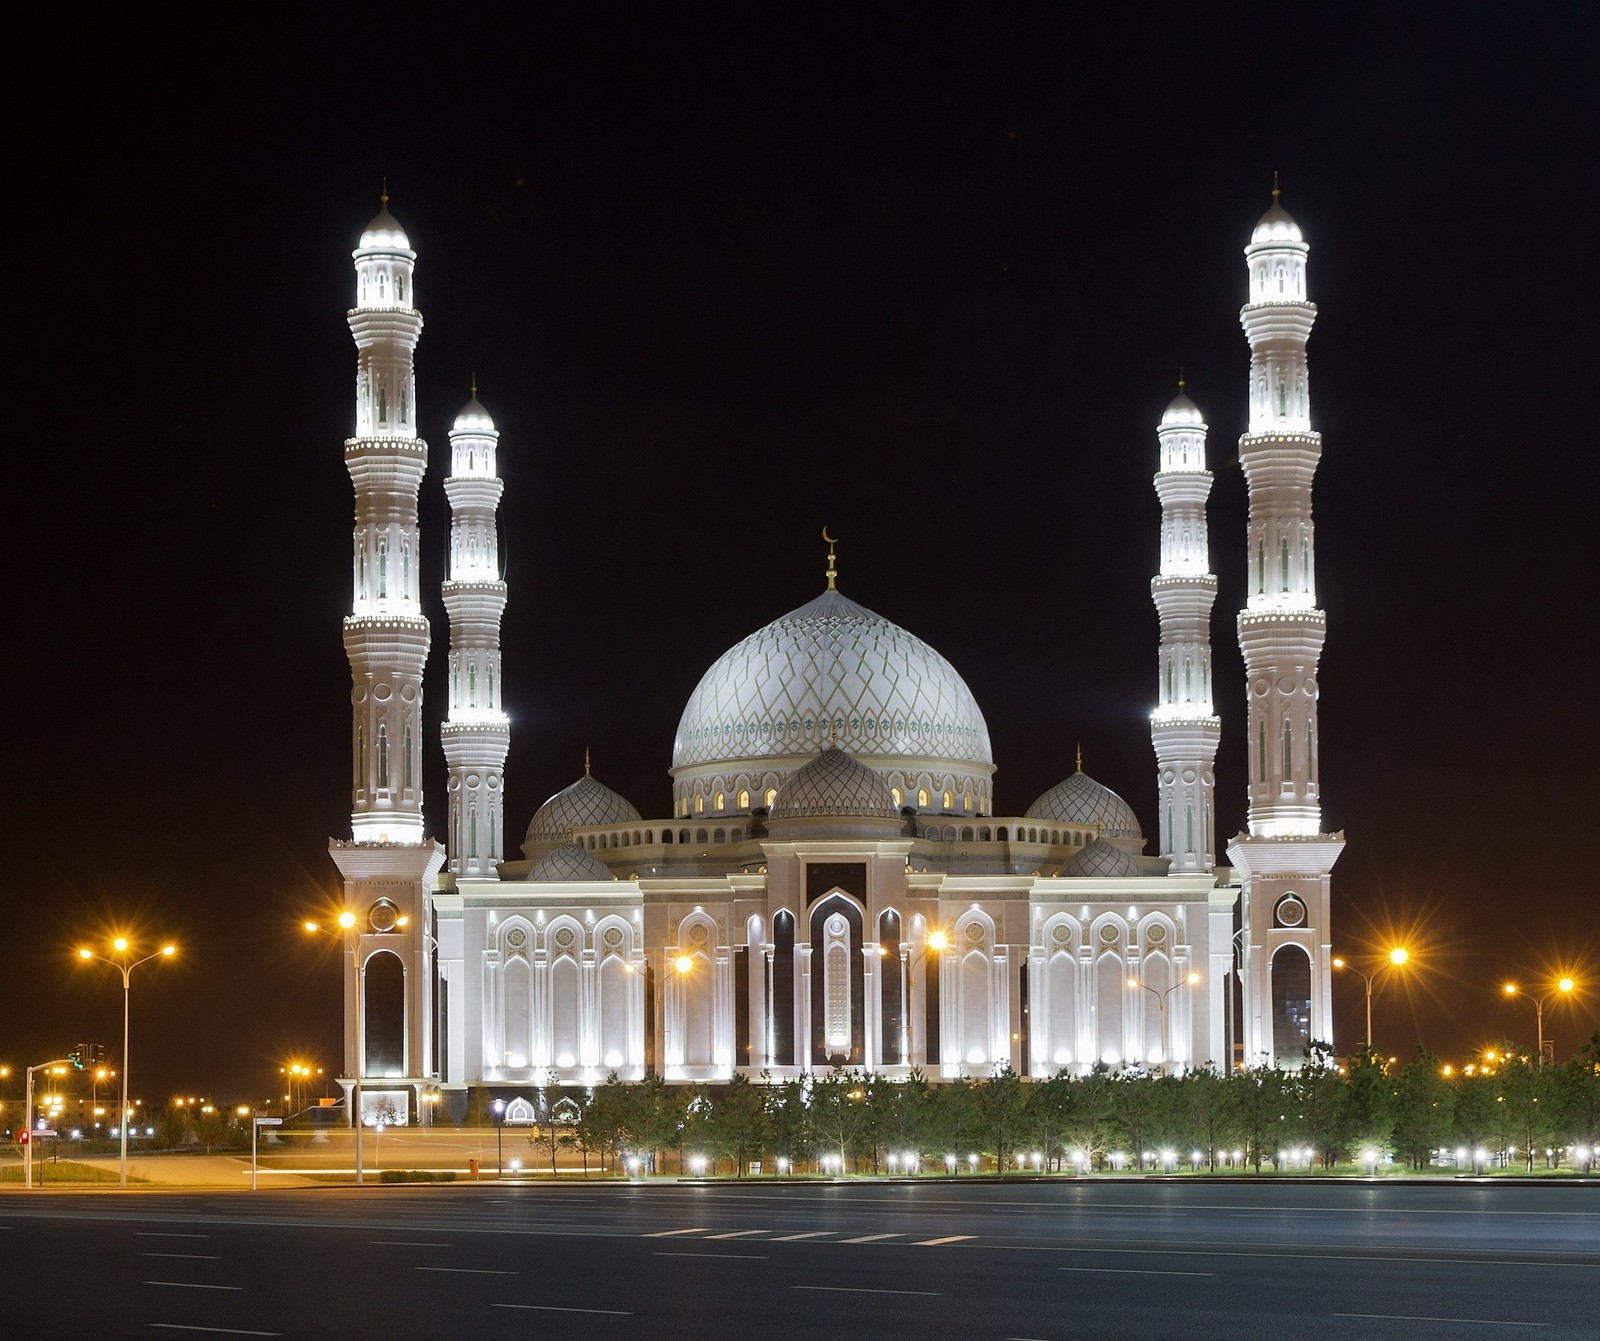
<box><xmin>480</xmin><ymin>1034</ymin><xmax>1600</xmax><ymax>1176</ymax></box>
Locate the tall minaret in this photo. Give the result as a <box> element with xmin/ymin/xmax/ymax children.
<box><xmin>441</xmin><ymin>387</ymin><xmax>510</xmax><ymax>876</ymax></box>
<box><xmin>330</xmin><ymin>194</ymin><xmax>445</xmax><ymax>1113</ymax></box>
<box><xmin>1228</xmin><ymin>182</ymin><xmax>1343</xmax><ymax>1069</ymax></box>
<box><xmin>343</xmin><ymin>193</ymin><xmax>429</xmax><ymax>842</ymax></box>
<box><xmin>1150</xmin><ymin>381</ymin><xmax>1220</xmax><ymax>873</ymax></box>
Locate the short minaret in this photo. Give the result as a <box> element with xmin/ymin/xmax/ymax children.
<box><xmin>343</xmin><ymin>193</ymin><xmax>429</xmax><ymax>843</ymax></box>
<box><xmin>1228</xmin><ymin>182</ymin><xmax>1344</xmax><ymax>1069</ymax></box>
<box><xmin>441</xmin><ymin>387</ymin><xmax>511</xmax><ymax>876</ymax></box>
<box><xmin>330</xmin><ymin>194</ymin><xmax>446</xmax><ymax>1117</ymax></box>
<box><xmin>1150</xmin><ymin>381</ymin><xmax>1220</xmax><ymax>873</ymax></box>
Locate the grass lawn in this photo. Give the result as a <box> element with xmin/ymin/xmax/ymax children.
<box><xmin>0</xmin><ymin>1159</ymin><xmax>139</xmax><ymax>1184</ymax></box>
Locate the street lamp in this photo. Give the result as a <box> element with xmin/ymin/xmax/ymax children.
<box><xmin>304</xmin><ymin>912</ymin><xmax>365</xmax><ymax>1184</ymax></box>
<box><xmin>75</xmin><ymin>938</ymin><xmax>175</xmax><ymax>1189</ymax></box>
<box><xmin>1502</xmin><ymin>977</ymin><xmax>1576</xmax><ymax>1065</ymax></box>
<box><xmin>492</xmin><ymin>1098</ymin><xmax>505</xmax><ymax>1177</ymax></box>
<box><xmin>1331</xmin><ymin>947</ymin><xmax>1409</xmax><ymax>1052</ymax></box>
<box><xmin>1126</xmin><ymin>972</ymin><xmax>1201</xmax><ymax>1074</ymax></box>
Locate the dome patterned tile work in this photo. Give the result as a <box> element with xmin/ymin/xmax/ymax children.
<box><xmin>672</xmin><ymin>588</ymin><xmax>993</xmax><ymax>774</ymax></box>
<box><xmin>1058</xmin><ymin>837</ymin><xmax>1140</xmax><ymax>878</ymax></box>
<box><xmin>768</xmin><ymin>747</ymin><xmax>901</xmax><ymax>821</ymax></box>
<box><xmin>529</xmin><ymin>842</ymin><xmax>614</xmax><ymax>882</ymax></box>
<box><xmin>523</xmin><ymin>773</ymin><xmax>642</xmax><ymax>851</ymax></box>
<box><xmin>1027</xmin><ymin>769</ymin><xmax>1144</xmax><ymax>842</ymax></box>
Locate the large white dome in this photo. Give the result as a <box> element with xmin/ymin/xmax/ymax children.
<box><xmin>671</xmin><ymin>588</ymin><xmax>993</xmax><ymax>817</ymax></box>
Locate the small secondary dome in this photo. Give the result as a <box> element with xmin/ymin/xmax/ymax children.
<box><xmin>769</xmin><ymin>747</ymin><xmax>900</xmax><ymax>821</ymax></box>
<box><xmin>359</xmin><ymin>205</ymin><xmax>411</xmax><ymax>252</ymax></box>
<box><xmin>1160</xmin><ymin>391</ymin><xmax>1204</xmax><ymax>426</ymax></box>
<box><xmin>1058</xmin><ymin>837</ymin><xmax>1139</xmax><ymax>879</ymax></box>
<box><xmin>1027</xmin><ymin>767</ymin><xmax>1144</xmax><ymax>843</ymax></box>
<box><xmin>523</xmin><ymin>772</ymin><xmax>641</xmax><ymax>852</ymax></box>
<box><xmin>530</xmin><ymin>842</ymin><xmax>613</xmax><ymax>882</ymax></box>
<box><xmin>452</xmin><ymin>396</ymin><xmax>495</xmax><ymax>434</ymax></box>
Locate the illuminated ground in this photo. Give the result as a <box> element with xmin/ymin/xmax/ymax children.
<box><xmin>2</xmin><ymin>1181</ymin><xmax>1595</xmax><ymax>1338</ymax></box>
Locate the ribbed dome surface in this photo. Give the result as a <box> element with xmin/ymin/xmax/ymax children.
<box><xmin>452</xmin><ymin>396</ymin><xmax>495</xmax><ymax>433</ymax></box>
<box><xmin>1027</xmin><ymin>770</ymin><xmax>1144</xmax><ymax>841</ymax></box>
<box><xmin>1250</xmin><ymin>201</ymin><xmax>1302</xmax><ymax>244</ymax></box>
<box><xmin>1058</xmin><ymin>837</ymin><xmax>1140</xmax><ymax>878</ymax></box>
<box><xmin>1160</xmin><ymin>392</ymin><xmax>1204</xmax><ymax>426</ymax></box>
<box><xmin>769</xmin><ymin>747</ymin><xmax>900</xmax><ymax>821</ymax></box>
<box><xmin>529</xmin><ymin>842</ymin><xmax>613</xmax><ymax>882</ymax></box>
<box><xmin>524</xmin><ymin>773</ymin><xmax>641</xmax><ymax>850</ymax></box>
<box><xmin>672</xmin><ymin>588</ymin><xmax>992</xmax><ymax>772</ymax></box>
<box><xmin>358</xmin><ymin>206</ymin><xmax>412</xmax><ymax>251</ymax></box>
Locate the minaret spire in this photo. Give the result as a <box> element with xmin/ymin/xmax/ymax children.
<box><xmin>1227</xmin><ymin>186</ymin><xmax>1344</xmax><ymax>1068</ymax></box>
<box><xmin>822</xmin><ymin>526</ymin><xmax>838</xmax><ymax>590</ymax></box>
<box><xmin>1149</xmin><ymin>379</ymin><xmax>1221</xmax><ymax>872</ymax></box>
<box><xmin>441</xmin><ymin>384</ymin><xmax>511</xmax><ymax>877</ymax></box>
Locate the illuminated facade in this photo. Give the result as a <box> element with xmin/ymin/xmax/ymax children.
<box><xmin>328</xmin><ymin>190</ymin><xmax>1339</xmax><ymax>1122</ymax></box>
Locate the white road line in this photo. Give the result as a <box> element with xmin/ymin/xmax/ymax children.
<box><xmin>652</xmin><ymin>1251</ymin><xmax>767</xmax><ymax>1260</ymax></box>
<box><xmin>414</xmin><ymin>1266</ymin><xmax>515</xmax><ymax>1275</ymax></box>
<box><xmin>645</xmin><ymin>1227</ymin><xmax>709</xmax><ymax>1237</ymax></box>
<box><xmin>142</xmin><ymin>1253</ymin><xmax>221</xmax><ymax>1260</ymax></box>
<box><xmin>705</xmin><ymin>1229</ymin><xmax>767</xmax><ymax>1239</ymax></box>
<box><xmin>143</xmin><ymin>1282</ymin><xmax>242</xmax><ymax>1292</ymax></box>
<box><xmin>794</xmin><ymin>1285</ymin><xmax>940</xmax><ymax>1296</ymax></box>
<box><xmin>914</xmin><ymin>1234</ymin><xmax>974</xmax><ymax>1246</ymax></box>
<box><xmin>1063</xmin><ymin>1246</ymin><xmax>1599</xmax><ymax>1269</ymax></box>
<box><xmin>1329</xmin><ymin>1314</ymin><xmax>1549</xmax><ymax>1329</ymax></box>
<box><xmin>1058</xmin><ymin>1266</ymin><xmax>1213</xmax><ymax>1276</ymax></box>
<box><xmin>137</xmin><ymin>1233</ymin><xmax>211</xmax><ymax>1239</ymax></box>
<box><xmin>840</xmin><ymin>1232</ymin><xmax>904</xmax><ymax>1243</ymax></box>
<box><xmin>370</xmin><ymin>1240</ymin><xmax>451</xmax><ymax>1247</ymax></box>
<box><xmin>493</xmin><ymin>1305</ymin><xmax>635</xmax><ymax>1316</ymax></box>
<box><xmin>772</xmin><ymin>1231</ymin><xmax>831</xmax><ymax>1241</ymax></box>
<box><xmin>149</xmin><ymin>1326</ymin><xmax>282</xmax><ymax>1337</ymax></box>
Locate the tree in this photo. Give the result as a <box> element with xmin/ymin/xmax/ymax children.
<box><xmin>808</xmin><ymin>1068</ymin><xmax>872</xmax><ymax>1170</ymax></box>
<box><xmin>1391</xmin><ymin>1048</ymin><xmax>1454</xmax><ymax>1170</ymax></box>
<box><xmin>1061</xmin><ymin>1065</ymin><xmax>1119</xmax><ymax>1169</ymax></box>
<box><xmin>1343</xmin><ymin>1048</ymin><xmax>1395</xmax><ymax>1158</ymax></box>
<box><xmin>1295</xmin><ymin>1043</ymin><xmax>1354</xmax><ymax>1168</ymax></box>
<box><xmin>974</xmin><ymin>1065</ymin><xmax>1029</xmax><ymax>1170</ymax></box>
<box><xmin>194</xmin><ymin>1107</ymin><xmax>230</xmax><ymax>1155</ymax></box>
<box><xmin>1226</xmin><ymin>1065</ymin><xmax>1289</xmax><ymax>1171</ymax></box>
<box><xmin>1493</xmin><ymin>1050</ymin><xmax>1555</xmax><ymax>1171</ymax></box>
<box><xmin>1180</xmin><ymin>1068</ymin><xmax>1239</xmax><ymax>1170</ymax></box>
<box><xmin>1552</xmin><ymin>1032</ymin><xmax>1600</xmax><ymax>1164</ymax></box>
<box><xmin>706</xmin><ymin>1074</ymin><xmax>770</xmax><ymax>1174</ymax></box>
<box><xmin>1112</xmin><ymin>1069</ymin><xmax>1162</xmax><ymax>1168</ymax></box>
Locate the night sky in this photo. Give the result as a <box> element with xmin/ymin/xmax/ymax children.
<box><xmin>10</xmin><ymin>8</ymin><xmax>1595</xmax><ymax>1102</ymax></box>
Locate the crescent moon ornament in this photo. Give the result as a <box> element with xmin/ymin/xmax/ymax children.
<box><xmin>821</xmin><ymin>526</ymin><xmax>837</xmax><ymax>544</ymax></box>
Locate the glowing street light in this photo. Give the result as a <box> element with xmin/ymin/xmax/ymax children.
<box><xmin>1126</xmin><ymin>971</ymin><xmax>1201</xmax><ymax>1074</ymax></box>
<box><xmin>75</xmin><ymin>937</ymin><xmax>176</xmax><ymax>1189</ymax></box>
<box><xmin>1332</xmin><ymin>948</ymin><xmax>1410</xmax><ymax>1051</ymax></box>
<box><xmin>304</xmin><ymin>913</ymin><xmax>367</xmax><ymax>1183</ymax></box>
<box><xmin>1501</xmin><ymin>977</ymin><xmax>1577</xmax><ymax>1065</ymax></box>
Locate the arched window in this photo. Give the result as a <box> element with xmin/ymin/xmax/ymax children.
<box><xmin>489</xmin><ymin>807</ymin><xmax>497</xmax><ymax>860</ymax></box>
<box><xmin>357</xmin><ymin>540</ymin><xmax>366</xmax><ymax>591</ymax></box>
<box><xmin>399</xmin><ymin>385</ymin><xmax>408</xmax><ymax>423</ymax></box>
<box><xmin>1307</xmin><ymin>722</ymin><xmax>1317</xmax><ymax>781</ymax></box>
<box><xmin>1282</xmin><ymin>719</ymin><xmax>1293</xmax><ymax>777</ymax></box>
<box><xmin>377</xmin><ymin>723</ymin><xmax>389</xmax><ymax>789</ymax></box>
<box><xmin>963</xmin><ymin>793</ymin><xmax>972</xmax><ymax>812</ymax></box>
<box><xmin>355</xmin><ymin>725</ymin><xmax>365</xmax><ymax>790</ymax></box>
<box><xmin>737</xmin><ymin>789</ymin><xmax>750</xmax><ymax>809</ymax></box>
<box><xmin>1183</xmin><ymin>656</ymin><xmax>1192</xmax><ymax>700</ymax></box>
<box><xmin>403</xmin><ymin>720</ymin><xmax>413</xmax><ymax>789</ymax></box>
<box><xmin>695</xmin><ymin>795</ymin><xmax>704</xmax><ymax>815</ymax></box>
<box><xmin>487</xmin><ymin>662</ymin><xmax>495</xmax><ymax>707</ymax></box>
<box><xmin>1185</xmin><ymin>803</ymin><xmax>1194</xmax><ymax>852</ymax></box>
<box><xmin>891</xmin><ymin>787</ymin><xmax>902</xmax><ymax>807</ymax></box>
<box><xmin>468</xmin><ymin>661</ymin><xmax>477</xmax><ymax>707</ymax></box>
<box><xmin>469</xmin><ymin>805</ymin><xmax>478</xmax><ymax>859</ymax></box>
<box><xmin>765</xmin><ymin>787</ymin><xmax>777</xmax><ymax>807</ymax></box>
<box><xmin>713</xmin><ymin>791</ymin><xmax>725</xmax><ymax>812</ymax></box>
<box><xmin>1166</xmin><ymin>658</ymin><xmax>1174</xmax><ymax>701</ymax></box>
<box><xmin>377</xmin><ymin>382</ymin><xmax>388</xmax><ymax>424</ymax></box>
<box><xmin>917</xmin><ymin>788</ymin><xmax>930</xmax><ymax>808</ymax></box>
<box><xmin>1257</xmin><ymin>539</ymin><xmax>1266</xmax><ymax>594</ymax></box>
<box><xmin>1257</xmin><ymin>721</ymin><xmax>1267</xmax><ymax>782</ymax></box>
<box><xmin>942</xmin><ymin>790</ymin><xmax>953</xmax><ymax>810</ymax></box>
<box><xmin>395</xmin><ymin>273</ymin><xmax>405</xmax><ymax>303</ymax></box>
<box><xmin>377</xmin><ymin>538</ymin><xmax>388</xmax><ymax>598</ymax></box>
<box><xmin>1280</xmin><ymin>538</ymin><xmax>1290</xmax><ymax>592</ymax></box>
<box><xmin>1301</xmin><ymin>539</ymin><xmax>1311</xmax><ymax>592</ymax></box>
<box><xmin>1277</xmin><ymin>380</ymin><xmax>1288</xmax><ymax>416</ymax></box>
<box><xmin>400</xmin><ymin>540</ymin><xmax>410</xmax><ymax>596</ymax></box>
<box><xmin>1165</xmin><ymin>805</ymin><xmax>1173</xmax><ymax>853</ymax></box>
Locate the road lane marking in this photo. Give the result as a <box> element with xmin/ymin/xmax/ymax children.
<box><xmin>144</xmin><ymin>1282</ymin><xmax>242</xmax><ymax>1291</ymax></box>
<box><xmin>493</xmin><ymin>1305</ymin><xmax>635</xmax><ymax>1316</ymax></box>
<box><xmin>653</xmin><ymin>1251</ymin><xmax>767</xmax><ymax>1260</ymax></box>
<box><xmin>1061</xmin><ymin>1246</ymin><xmax>1600</xmax><ymax>1269</ymax></box>
<box><xmin>370</xmin><ymin>1240</ymin><xmax>452</xmax><ymax>1247</ymax></box>
<box><xmin>142</xmin><ymin>1253</ymin><xmax>221</xmax><ymax>1260</ymax></box>
<box><xmin>149</xmin><ymin>1327</ymin><xmax>282</xmax><ymax>1337</ymax></box>
<box><xmin>841</xmin><ymin>1233</ymin><xmax>903</xmax><ymax>1243</ymax></box>
<box><xmin>772</xmin><ymin>1231</ymin><xmax>831</xmax><ymax>1241</ymax></box>
<box><xmin>794</xmin><ymin>1285</ymin><xmax>940</xmax><ymax>1296</ymax></box>
<box><xmin>138</xmin><ymin>1233</ymin><xmax>211</xmax><ymax>1239</ymax></box>
<box><xmin>914</xmin><ymin>1235</ymin><xmax>974</xmax><ymax>1246</ymax></box>
<box><xmin>705</xmin><ymin>1229</ymin><xmax>767</xmax><ymax>1239</ymax></box>
<box><xmin>645</xmin><ymin>1227</ymin><xmax>708</xmax><ymax>1237</ymax></box>
<box><xmin>414</xmin><ymin>1266</ymin><xmax>515</xmax><ymax>1275</ymax></box>
<box><xmin>1058</xmin><ymin>1266</ymin><xmax>1213</xmax><ymax>1276</ymax></box>
<box><xmin>1329</xmin><ymin>1315</ymin><xmax>1549</xmax><ymax>1329</ymax></box>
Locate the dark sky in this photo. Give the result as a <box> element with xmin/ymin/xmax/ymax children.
<box><xmin>9</xmin><ymin>7</ymin><xmax>1596</xmax><ymax>1103</ymax></box>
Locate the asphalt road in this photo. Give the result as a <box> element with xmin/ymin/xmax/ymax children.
<box><xmin>2</xmin><ymin>1181</ymin><xmax>1595</xmax><ymax>1339</ymax></box>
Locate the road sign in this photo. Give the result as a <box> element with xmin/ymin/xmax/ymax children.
<box><xmin>253</xmin><ymin>1117</ymin><xmax>284</xmax><ymax>1126</ymax></box>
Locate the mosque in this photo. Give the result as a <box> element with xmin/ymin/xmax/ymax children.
<box><xmin>328</xmin><ymin>189</ymin><xmax>1342</xmax><ymax>1123</ymax></box>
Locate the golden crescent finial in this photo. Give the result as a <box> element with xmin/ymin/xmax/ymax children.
<box><xmin>822</xmin><ymin>527</ymin><xmax>838</xmax><ymax>590</ymax></box>
<box><xmin>1271</xmin><ymin>170</ymin><xmax>1280</xmax><ymax>205</ymax></box>
<box><xmin>380</xmin><ymin>177</ymin><xmax>389</xmax><ymax>209</ymax></box>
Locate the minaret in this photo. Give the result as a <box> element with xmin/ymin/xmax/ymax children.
<box><xmin>1150</xmin><ymin>380</ymin><xmax>1220</xmax><ymax>873</ymax></box>
<box><xmin>330</xmin><ymin>194</ymin><xmax>445</xmax><ymax>1113</ymax></box>
<box><xmin>343</xmin><ymin>192</ymin><xmax>429</xmax><ymax>842</ymax></box>
<box><xmin>441</xmin><ymin>386</ymin><xmax>510</xmax><ymax>876</ymax></box>
<box><xmin>1227</xmin><ymin>182</ymin><xmax>1343</xmax><ymax>1068</ymax></box>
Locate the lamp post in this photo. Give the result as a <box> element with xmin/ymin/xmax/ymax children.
<box><xmin>76</xmin><ymin>938</ymin><xmax>176</xmax><ymax>1189</ymax></box>
<box><xmin>1502</xmin><ymin>978</ymin><xmax>1576</xmax><ymax>1065</ymax></box>
<box><xmin>492</xmin><ymin>1098</ymin><xmax>504</xmax><ymax>1178</ymax></box>
<box><xmin>305</xmin><ymin>913</ymin><xmax>365</xmax><ymax>1184</ymax></box>
<box><xmin>1127</xmin><ymin>972</ymin><xmax>1201</xmax><ymax>1074</ymax></box>
<box><xmin>1332</xmin><ymin>947</ymin><xmax>1409</xmax><ymax>1052</ymax></box>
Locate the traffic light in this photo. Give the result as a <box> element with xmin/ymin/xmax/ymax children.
<box><xmin>67</xmin><ymin>1046</ymin><xmax>85</xmax><ymax>1071</ymax></box>
<box><xmin>16</xmin><ymin>1129</ymin><xmax>29</xmax><ymax>1145</ymax></box>
<box><xmin>89</xmin><ymin>1044</ymin><xmax>108</xmax><ymax>1066</ymax></box>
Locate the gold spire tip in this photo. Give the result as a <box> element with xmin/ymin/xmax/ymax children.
<box><xmin>584</xmin><ymin>746</ymin><xmax>591</xmax><ymax>776</ymax></box>
<box><xmin>471</xmin><ymin>372</ymin><xmax>477</xmax><ymax>399</ymax></box>
<box><xmin>821</xmin><ymin>526</ymin><xmax>839</xmax><ymax>590</ymax></box>
<box><xmin>1178</xmin><ymin>366</ymin><xmax>1186</xmax><ymax>393</ymax></box>
<box><xmin>1271</xmin><ymin>170</ymin><xmax>1280</xmax><ymax>204</ymax></box>
<box><xmin>1076</xmin><ymin>742</ymin><xmax>1084</xmax><ymax>773</ymax></box>
<box><xmin>380</xmin><ymin>177</ymin><xmax>389</xmax><ymax>209</ymax></box>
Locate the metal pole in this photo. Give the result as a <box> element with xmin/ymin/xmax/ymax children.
<box><xmin>497</xmin><ymin>1108</ymin><xmax>503</xmax><ymax>1177</ymax></box>
<box><xmin>119</xmin><ymin>964</ymin><xmax>131</xmax><ymax>1189</ymax></box>
<box><xmin>251</xmin><ymin>1113</ymin><xmax>258</xmax><ymax>1191</ymax></box>
<box><xmin>23</xmin><ymin>1066</ymin><xmax>33</xmax><ymax>1189</ymax></box>
<box><xmin>353</xmin><ymin>945</ymin><xmax>364</xmax><ymax>1186</ymax></box>
<box><xmin>1535</xmin><ymin>998</ymin><xmax>1545</xmax><ymax>1066</ymax></box>
<box><xmin>1364</xmin><ymin>976</ymin><xmax>1373</xmax><ymax>1053</ymax></box>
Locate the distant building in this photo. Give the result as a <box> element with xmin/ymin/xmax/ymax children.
<box><xmin>327</xmin><ymin>190</ymin><xmax>1340</xmax><ymax>1122</ymax></box>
